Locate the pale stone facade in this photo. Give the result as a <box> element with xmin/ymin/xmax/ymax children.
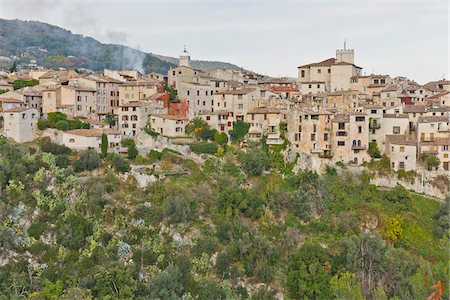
<box><xmin>3</xmin><ymin>107</ymin><xmax>38</xmax><ymax>143</ymax></box>
<box><xmin>149</xmin><ymin>114</ymin><xmax>189</xmax><ymax>138</ymax></box>
<box><xmin>385</xmin><ymin>135</ymin><xmax>417</xmax><ymax>171</ymax></box>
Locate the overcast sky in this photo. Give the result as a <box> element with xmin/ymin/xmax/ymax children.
<box><xmin>0</xmin><ymin>0</ymin><xmax>448</xmax><ymax>83</ymax></box>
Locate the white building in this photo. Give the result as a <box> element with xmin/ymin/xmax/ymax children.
<box><xmin>3</xmin><ymin>107</ymin><xmax>39</xmax><ymax>143</ymax></box>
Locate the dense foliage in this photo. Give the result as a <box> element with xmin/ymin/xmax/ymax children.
<box><xmin>0</xmin><ymin>138</ymin><xmax>447</xmax><ymax>299</ymax></box>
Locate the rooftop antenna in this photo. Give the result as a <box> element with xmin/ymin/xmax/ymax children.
<box><xmin>344</xmin><ymin>37</ymin><xmax>347</xmax><ymax>50</ymax></box>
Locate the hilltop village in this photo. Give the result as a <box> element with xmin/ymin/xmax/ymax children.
<box><xmin>0</xmin><ymin>47</ymin><xmax>449</xmax><ymax>176</ymax></box>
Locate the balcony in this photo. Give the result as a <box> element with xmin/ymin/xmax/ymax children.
<box><xmin>266</xmin><ymin>137</ymin><xmax>284</xmax><ymax>145</ymax></box>
<box><xmin>319</xmin><ymin>151</ymin><xmax>333</xmax><ymax>159</ymax></box>
<box><xmin>310</xmin><ymin>147</ymin><xmax>324</xmax><ymax>154</ymax></box>
<box><xmin>352</xmin><ymin>144</ymin><xmax>367</xmax><ymax>150</ymax></box>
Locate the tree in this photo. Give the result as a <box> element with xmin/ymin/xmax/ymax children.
<box><xmin>101</xmin><ymin>134</ymin><xmax>108</xmax><ymax>158</ymax></box>
<box><xmin>9</xmin><ymin>61</ymin><xmax>17</xmax><ymax>73</ymax></box>
<box><xmin>55</xmin><ymin>120</ymin><xmax>70</xmax><ymax>131</ymax></box>
<box><xmin>74</xmin><ymin>149</ymin><xmax>101</xmax><ymax>172</ymax></box>
<box><xmin>111</xmin><ymin>154</ymin><xmax>130</xmax><ymax>173</ymax></box>
<box><xmin>150</xmin><ymin>264</ymin><xmax>184</xmax><ymax>300</ymax></box>
<box><xmin>164</xmin><ymin>196</ymin><xmax>192</xmax><ymax>224</ymax></box>
<box><xmin>214</xmin><ymin>131</ymin><xmax>228</xmax><ymax>146</ymax></box>
<box><xmin>384</xmin><ymin>214</ymin><xmax>404</xmax><ymax>243</ymax></box>
<box><xmin>103</xmin><ymin>114</ymin><xmax>116</xmax><ymax>127</ymax></box>
<box><xmin>287</xmin><ymin>242</ymin><xmax>333</xmax><ymax>299</ymax></box>
<box><xmin>229</xmin><ymin>120</ymin><xmax>250</xmax><ymax>142</ymax></box>
<box><xmin>121</xmin><ymin>138</ymin><xmax>138</xmax><ymax>160</ymax></box>
<box><xmin>164</xmin><ymin>84</ymin><xmax>178</xmax><ymax>102</ymax></box>
<box><xmin>330</xmin><ymin>272</ymin><xmax>364</xmax><ymax>300</ymax></box>
<box><xmin>421</xmin><ymin>152</ymin><xmax>440</xmax><ymax>170</ymax></box>
<box><xmin>37</xmin><ymin>119</ymin><xmax>49</xmax><ymax>130</ymax></box>
<box><xmin>239</xmin><ymin>147</ymin><xmax>270</xmax><ymax>176</ymax></box>
<box><xmin>434</xmin><ymin>196</ymin><xmax>450</xmax><ymax>237</ymax></box>
<box><xmin>185</xmin><ymin>117</ymin><xmax>211</xmax><ymax>141</ymax></box>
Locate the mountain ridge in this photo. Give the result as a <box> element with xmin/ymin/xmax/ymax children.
<box><xmin>0</xmin><ymin>18</ymin><xmax>246</xmax><ymax>74</ymax></box>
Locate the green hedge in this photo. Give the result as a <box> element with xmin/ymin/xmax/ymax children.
<box><xmin>190</xmin><ymin>142</ymin><xmax>218</xmax><ymax>154</ymax></box>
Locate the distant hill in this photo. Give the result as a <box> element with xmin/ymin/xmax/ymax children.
<box><xmin>0</xmin><ymin>19</ymin><xmax>245</xmax><ymax>74</ymax></box>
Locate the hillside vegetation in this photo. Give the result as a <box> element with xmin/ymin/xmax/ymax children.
<box><xmin>0</xmin><ymin>137</ymin><xmax>448</xmax><ymax>299</ymax></box>
<box><xmin>0</xmin><ymin>19</ymin><xmax>245</xmax><ymax>74</ymax></box>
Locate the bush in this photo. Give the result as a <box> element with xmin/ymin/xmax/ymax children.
<box><xmin>229</xmin><ymin>120</ymin><xmax>250</xmax><ymax>142</ymax></box>
<box><xmin>121</xmin><ymin>138</ymin><xmax>138</xmax><ymax>160</ymax></box>
<box><xmin>421</xmin><ymin>152</ymin><xmax>440</xmax><ymax>171</ymax></box>
<box><xmin>148</xmin><ymin>149</ymin><xmax>163</xmax><ymax>160</ymax></box>
<box><xmin>37</xmin><ymin>119</ymin><xmax>49</xmax><ymax>130</ymax></box>
<box><xmin>385</xmin><ymin>184</ymin><xmax>411</xmax><ymax>206</ymax></box>
<box><xmin>55</xmin><ymin>154</ymin><xmax>70</xmax><ymax>168</ymax></box>
<box><xmin>111</xmin><ymin>154</ymin><xmax>130</xmax><ymax>173</ymax></box>
<box><xmin>74</xmin><ymin>149</ymin><xmax>101</xmax><ymax>172</ymax></box>
<box><xmin>47</xmin><ymin>112</ymin><xmax>67</xmax><ymax>124</ymax></box>
<box><xmin>190</xmin><ymin>142</ymin><xmax>218</xmax><ymax>154</ymax></box>
<box><xmin>55</xmin><ymin>120</ymin><xmax>70</xmax><ymax>131</ymax></box>
<box><xmin>40</xmin><ymin>139</ymin><xmax>71</xmax><ymax>155</ymax></box>
<box><xmin>239</xmin><ymin>148</ymin><xmax>270</xmax><ymax>176</ymax></box>
<box><xmin>164</xmin><ymin>196</ymin><xmax>192</xmax><ymax>224</ymax></box>
<box><xmin>214</xmin><ymin>131</ymin><xmax>228</xmax><ymax>146</ymax></box>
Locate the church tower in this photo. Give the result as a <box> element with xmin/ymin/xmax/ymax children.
<box><xmin>179</xmin><ymin>46</ymin><xmax>190</xmax><ymax>67</ymax></box>
<box><xmin>336</xmin><ymin>40</ymin><xmax>354</xmax><ymax>64</ymax></box>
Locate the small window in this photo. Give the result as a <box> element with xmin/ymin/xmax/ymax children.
<box><xmin>337</xmin><ymin>141</ymin><xmax>345</xmax><ymax>146</ymax></box>
<box><xmin>400</xmin><ymin>146</ymin><xmax>405</xmax><ymax>152</ymax></box>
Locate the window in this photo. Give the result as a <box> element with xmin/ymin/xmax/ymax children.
<box><xmin>313</xmin><ymin>124</ymin><xmax>317</xmax><ymax>132</ymax></box>
<box><xmin>238</xmin><ymin>104</ymin><xmax>243</xmax><ymax>109</ymax></box>
<box><xmin>69</xmin><ymin>139</ymin><xmax>75</xmax><ymax>143</ymax></box>
<box><xmin>337</xmin><ymin>141</ymin><xmax>345</xmax><ymax>146</ymax></box>
<box><xmin>358</xmin><ymin>126</ymin><xmax>362</xmax><ymax>134</ymax></box>
<box><xmin>443</xmin><ymin>145</ymin><xmax>449</xmax><ymax>151</ymax></box>
<box><xmin>238</xmin><ymin>94</ymin><xmax>243</xmax><ymax>100</ymax></box>
<box><xmin>338</xmin><ymin>122</ymin><xmax>345</xmax><ymax>130</ymax></box>
<box><xmin>317</xmin><ymin>84</ymin><xmax>320</xmax><ymax>88</ymax></box>
<box><xmin>308</xmin><ymin>84</ymin><xmax>312</xmax><ymax>89</ymax></box>
<box><xmin>355</xmin><ymin>116</ymin><xmax>365</xmax><ymax>122</ymax></box>
<box><xmin>197</xmin><ymin>90</ymin><xmax>200</xmax><ymax>96</ymax></box>
<box><xmin>328</xmin><ymin>68</ymin><xmax>331</xmax><ymax>73</ymax></box>
<box><xmin>318</xmin><ymin>69</ymin><xmax>321</xmax><ymax>74</ymax></box>
<box><xmin>381</xmin><ymin>79</ymin><xmax>386</xmax><ymax>84</ymax></box>
<box><xmin>399</xmin><ymin>162</ymin><xmax>405</xmax><ymax>170</ymax></box>
<box><xmin>374</xmin><ymin>79</ymin><xmax>379</xmax><ymax>84</ymax></box>
<box><xmin>393</xmin><ymin>126</ymin><xmax>400</xmax><ymax>134</ymax></box>
<box><xmin>301</xmin><ymin>70</ymin><xmax>305</xmax><ymax>78</ymax></box>
<box><xmin>371</xmin><ymin>110</ymin><xmax>377</xmax><ymax>114</ymax></box>
<box><xmin>400</xmin><ymin>146</ymin><xmax>405</xmax><ymax>152</ymax></box>
<box><xmin>324</xmin><ymin>133</ymin><xmax>328</xmax><ymax>141</ymax></box>
<box><xmin>21</xmin><ymin>113</ymin><xmax>26</xmax><ymax>119</ymax></box>
<box><xmin>311</xmin><ymin>133</ymin><xmax>316</xmax><ymax>141</ymax></box>
<box><xmin>187</xmin><ymin>90</ymin><xmax>190</xmax><ymax>96</ymax></box>
<box><xmin>206</xmin><ymin>116</ymin><xmax>210</xmax><ymax>121</ymax></box>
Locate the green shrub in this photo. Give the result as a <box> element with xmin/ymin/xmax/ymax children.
<box><xmin>421</xmin><ymin>152</ymin><xmax>440</xmax><ymax>171</ymax></box>
<box><xmin>55</xmin><ymin>120</ymin><xmax>70</xmax><ymax>131</ymax></box>
<box><xmin>368</xmin><ymin>141</ymin><xmax>382</xmax><ymax>158</ymax></box>
<box><xmin>214</xmin><ymin>131</ymin><xmax>228</xmax><ymax>145</ymax></box>
<box><xmin>239</xmin><ymin>148</ymin><xmax>270</xmax><ymax>176</ymax></box>
<box><xmin>40</xmin><ymin>139</ymin><xmax>71</xmax><ymax>155</ymax></box>
<box><xmin>121</xmin><ymin>138</ymin><xmax>138</xmax><ymax>160</ymax></box>
<box><xmin>37</xmin><ymin>119</ymin><xmax>49</xmax><ymax>130</ymax></box>
<box><xmin>111</xmin><ymin>154</ymin><xmax>130</xmax><ymax>173</ymax></box>
<box><xmin>190</xmin><ymin>142</ymin><xmax>218</xmax><ymax>154</ymax></box>
<box><xmin>229</xmin><ymin>120</ymin><xmax>250</xmax><ymax>142</ymax></box>
<box><xmin>74</xmin><ymin>149</ymin><xmax>101</xmax><ymax>172</ymax></box>
<box><xmin>55</xmin><ymin>154</ymin><xmax>70</xmax><ymax>168</ymax></box>
<box><xmin>148</xmin><ymin>149</ymin><xmax>163</xmax><ymax>160</ymax></box>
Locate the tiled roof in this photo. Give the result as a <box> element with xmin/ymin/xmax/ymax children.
<box><xmin>216</xmin><ymin>88</ymin><xmax>256</xmax><ymax>95</ymax></box>
<box><xmin>298</xmin><ymin>58</ymin><xmax>336</xmax><ymax>68</ymax></box>
<box><xmin>152</xmin><ymin>114</ymin><xmax>189</xmax><ymax>121</ymax></box>
<box><xmin>3</xmin><ymin>107</ymin><xmax>32</xmax><ymax>113</ymax></box>
<box><xmin>386</xmin><ymin>134</ymin><xmax>416</xmax><ymax>146</ymax></box>
<box><xmin>383</xmin><ymin>113</ymin><xmax>409</xmax><ymax>118</ymax></box>
<box><xmin>418</xmin><ymin>115</ymin><xmax>449</xmax><ymax>123</ymax></box>
<box><xmin>64</xmin><ymin>129</ymin><xmax>102</xmax><ymax>137</ymax></box>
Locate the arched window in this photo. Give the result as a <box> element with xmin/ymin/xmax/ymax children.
<box><xmin>352</xmin><ymin>140</ymin><xmax>356</xmax><ymax>146</ymax></box>
<box><xmin>357</xmin><ymin>140</ymin><xmax>361</xmax><ymax>146</ymax></box>
<box><xmin>131</xmin><ymin>115</ymin><xmax>138</xmax><ymax>121</ymax></box>
<box><xmin>122</xmin><ymin>115</ymin><xmax>129</xmax><ymax>121</ymax></box>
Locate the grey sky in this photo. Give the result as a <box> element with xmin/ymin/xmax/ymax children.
<box><xmin>0</xmin><ymin>0</ymin><xmax>448</xmax><ymax>83</ymax></box>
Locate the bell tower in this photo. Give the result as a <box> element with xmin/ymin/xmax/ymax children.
<box><xmin>179</xmin><ymin>46</ymin><xmax>190</xmax><ymax>67</ymax></box>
